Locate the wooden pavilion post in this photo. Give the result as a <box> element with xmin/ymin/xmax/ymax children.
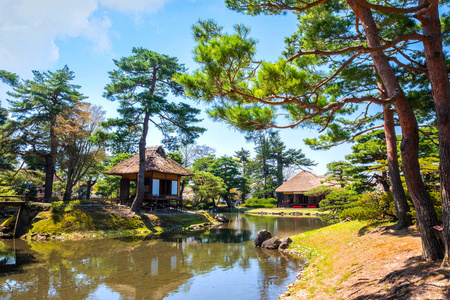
<box><xmin>119</xmin><ymin>177</ymin><xmax>130</xmax><ymax>205</ymax></box>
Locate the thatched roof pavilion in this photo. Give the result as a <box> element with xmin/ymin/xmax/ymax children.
<box><xmin>275</xmin><ymin>170</ymin><xmax>335</xmax><ymax>208</ymax></box>
<box><xmin>105</xmin><ymin>146</ymin><xmax>193</xmax><ymax>177</ymax></box>
<box><xmin>105</xmin><ymin>146</ymin><xmax>192</xmax><ymax>210</ymax></box>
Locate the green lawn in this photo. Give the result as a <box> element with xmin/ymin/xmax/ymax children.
<box><xmin>245</xmin><ymin>207</ymin><xmax>322</xmax><ymax>214</ymax></box>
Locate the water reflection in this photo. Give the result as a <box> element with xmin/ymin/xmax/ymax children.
<box><xmin>0</xmin><ymin>214</ymin><xmax>325</xmax><ymax>300</ymax></box>
<box><xmin>0</xmin><ymin>241</ymin><xmax>16</xmax><ymax>266</ymax></box>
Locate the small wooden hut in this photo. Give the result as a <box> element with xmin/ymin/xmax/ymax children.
<box><xmin>275</xmin><ymin>170</ymin><xmax>335</xmax><ymax>208</ymax></box>
<box><xmin>105</xmin><ymin>146</ymin><xmax>193</xmax><ymax>210</ymax></box>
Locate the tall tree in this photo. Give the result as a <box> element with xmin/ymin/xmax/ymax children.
<box><xmin>234</xmin><ymin>147</ymin><xmax>251</xmax><ymax>177</ymax></box>
<box><xmin>246</xmin><ymin>131</ymin><xmax>278</xmax><ymax>198</ymax></box>
<box><xmin>245</xmin><ymin>131</ymin><xmax>315</xmax><ymax>198</ymax></box>
<box><xmin>104</xmin><ymin>47</ymin><xmax>205</xmax><ymax>212</ymax></box>
<box><xmin>175</xmin><ymin>4</ymin><xmax>443</xmax><ymax>260</ymax></box>
<box><xmin>268</xmin><ymin>131</ymin><xmax>316</xmax><ymax>186</ymax></box>
<box><xmin>210</xmin><ymin>156</ymin><xmax>247</xmax><ymax>207</ymax></box>
<box><xmin>415</xmin><ymin>0</ymin><xmax>450</xmax><ymax>267</ymax></box>
<box><xmin>6</xmin><ymin>66</ymin><xmax>85</xmax><ymax>201</ymax></box>
<box><xmin>56</xmin><ymin>103</ymin><xmax>106</xmax><ymax>201</ymax></box>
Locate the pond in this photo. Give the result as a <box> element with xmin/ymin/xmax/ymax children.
<box><xmin>0</xmin><ymin>213</ymin><xmax>326</xmax><ymax>300</ymax></box>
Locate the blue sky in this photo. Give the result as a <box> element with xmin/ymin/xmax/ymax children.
<box><xmin>0</xmin><ymin>0</ymin><xmax>352</xmax><ymax>175</ymax></box>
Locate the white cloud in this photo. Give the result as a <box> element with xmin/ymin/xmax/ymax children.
<box><xmin>0</xmin><ymin>0</ymin><xmax>170</xmax><ymax>76</ymax></box>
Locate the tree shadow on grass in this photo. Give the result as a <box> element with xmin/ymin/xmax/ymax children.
<box><xmin>351</xmin><ymin>256</ymin><xmax>449</xmax><ymax>300</ymax></box>
<box><xmin>358</xmin><ymin>222</ymin><xmax>421</xmax><ymax>238</ymax></box>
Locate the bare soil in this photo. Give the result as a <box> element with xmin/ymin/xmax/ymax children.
<box><xmin>285</xmin><ymin>226</ymin><xmax>450</xmax><ymax>299</ymax></box>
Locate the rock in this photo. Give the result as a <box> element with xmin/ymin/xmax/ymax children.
<box><xmin>254</xmin><ymin>229</ymin><xmax>272</xmax><ymax>247</ymax></box>
<box><xmin>261</xmin><ymin>236</ymin><xmax>281</xmax><ymax>249</ymax></box>
<box><xmin>278</xmin><ymin>237</ymin><xmax>292</xmax><ymax>250</ymax></box>
<box><xmin>189</xmin><ymin>224</ymin><xmax>204</xmax><ymax>231</ymax></box>
<box><xmin>214</xmin><ymin>215</ymin><xmax>228</xmax><ymax>223</ymax></box>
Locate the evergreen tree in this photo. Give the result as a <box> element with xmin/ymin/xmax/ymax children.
<box><xmin>210</xmin><ymin>156</ymin><xmax>247</xmax><ymax>207</ymax></box>
<box><xmin>190</xmin><ymin>170</ymin><xmax>226</xmax><ymax>206</ymax></box>
<box><xmin>234</xmin><ymin>147</ymin><xmax>251</xmax><ymax>177</ymax></box>
<box><xmin>104</xmin><ymin>47</ymin><xmax>205</xmax><ymax>212</ymax></box>
<box><xmin>6</xmin><ymin>66</ymin><xmax>85</xmax><ymax>201</ymax></box>
<box><xmin>175</xmin><ymin>5</ymin><xmax>445</xmax><ymax>260</ymax></box>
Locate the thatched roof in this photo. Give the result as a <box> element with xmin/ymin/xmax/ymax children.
<box><xmin>105</xmin><ymin>146</ymin><xmax>193</xmax><ymax>176</ymax></box>
<box><xmin>275</xmin><ymin>170</ymin><xmax>333</xmax><ymax>193</ymax></box>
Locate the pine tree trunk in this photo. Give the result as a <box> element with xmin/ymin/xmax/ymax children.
<box><xmin>44</xmin><ymin>155</ymin><xmax>54</xmax><ymax>202</ymax></box>
<box><xmin>417</xmin><ymin>0</ymin><xmax>450</xmax><ymax>266</ymax></box>
<box><xmin>44</xmin><ymin>128</ymin><xmax>58</xmax><ymax>202</ymax></box>
<box><xmin>383</xmin><ymin>105</ymin><xmax>412</xmax><ymax>229</ymax></box>
<box><xmin>131</xmin><ymin>111</ymin><xmax>150</xmax><ymax>212</ymax></box>
<box><xmin>63</xmin><ymin>180</ymin><xmax>73</xmax><ymax>202</ymax></box>
<box><xmin>276</xmin><ymin>156</ymin><xmax>283</xmax><ymax>186</ymax></box>
<box><xmin>347</xmin><ymin>0</ymin><xmax>443</xmax><ymax>260</ymax></box>
<box><xmin>63</xmin><ymin>166</ymin><xmax>75</xmax><ymax>202</ymax></box>
<box><xmin>380</xmin><ymin>171</ymin><xmax>390</xmax><ymax>193</ymax></box>
<box><xmin>86</xmin><ymin>178</ymin><xmax>95</xmax><ymax>200</ymax></box>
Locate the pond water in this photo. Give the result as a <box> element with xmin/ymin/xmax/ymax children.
<box><xmin>0</xmin><ymin>213</ymin><xmax>325</xmax><ymax>300</ymax></box>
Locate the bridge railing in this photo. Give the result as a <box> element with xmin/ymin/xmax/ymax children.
<box><xmin>0</xmin><ymin>195</ymin><xmax>27</xmax><ymax>207</ymax></box>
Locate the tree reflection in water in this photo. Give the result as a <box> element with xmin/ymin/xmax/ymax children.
<box><xmin>0</xmin><ymin>214</ymin><xmax>325</xmax><ymax>300</ymax></box>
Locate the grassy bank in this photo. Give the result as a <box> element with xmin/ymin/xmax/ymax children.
<box><xmin>7</xmin><ymin>205</ymin><xmax>215</xmax><ymax>241</ymax></box>
<box><xmin>245</xmin><ymin>207</ymin><xmax>322</xmax><ymax>216</ymax></box>
<box><xmin>282</xmin><ymin>221</ymin><xmax>448</xmax><ymax>299</ymax></box>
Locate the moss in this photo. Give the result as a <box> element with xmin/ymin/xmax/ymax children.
<box><xmin>0</xmin><ymin>241</ymin><xmax>9</xmax><ymax>256</ymax></box>
<box><xmin>25</xmin><ymin>208</ymin><xmax>213</xmax><ymax>240</ymax></box>
<box><xmin>1</xmin><ymin>215</ymin><xmax>16</xmax><ymax>228</ymax></box>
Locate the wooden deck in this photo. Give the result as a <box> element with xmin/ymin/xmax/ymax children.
<box><xmin>118</xmin><ymin>195</ymin><xmax>183</xmax><ymax>211</ymax></box>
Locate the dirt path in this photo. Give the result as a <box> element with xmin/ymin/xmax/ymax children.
<box><xmin>284</xmin><ymin>225</ymin><xmax>450</xmax><ymax>299</ymax></box>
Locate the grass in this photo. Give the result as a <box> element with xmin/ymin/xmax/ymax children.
<box><xmin>246</xmin><ymin>207</ymin><xmax>322</xmax><ymax>215</ymax></box>
<box><xmin>285</xmin><ymin>220</ymin><xmax>393</xmax><ymax>298</ymax></box>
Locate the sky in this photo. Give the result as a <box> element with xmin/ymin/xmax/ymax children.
<box><xmin>0</xmin><ymin>0</ymin><xmax>352</xmax><ymax>175</ymax></box>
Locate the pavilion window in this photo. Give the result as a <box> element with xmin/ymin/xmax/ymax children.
<box><xmin>171</xmin><ymin>180</ymin><xmax>178</xmax><ymax>195</ymax></box>
<box><xmin>152</xmin><ymin>179</ymin><xmax>160</xmax><ymax>196</ymax></box>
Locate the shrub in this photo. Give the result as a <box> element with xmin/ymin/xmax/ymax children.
<box><xmin>65</xmin><ymin>200</ymin><xmax>81</xmax><ymax>213</ymax></box>
<box><xmin>340</xmin><ymin>191</ymin><xmax>395</xmax><ymax>221</ymax></box>
<box><xmin>241</xmin><ymin>197</ymin><xmax>277</xmax><ymax>208</ymax></box>
<box><xmin>318</xmin><ymin>188</ymin><xmax>359</xmax><ymax>223</ymax></box>
<box><xmin>50</xmin><ymin>201</ymin><xmax>65</xmax><ymax>214</ymax></box>
<box><xmin>197</xmin><ymin>202</ymin><xmax>210</xmax><ymax>210</ymax></box>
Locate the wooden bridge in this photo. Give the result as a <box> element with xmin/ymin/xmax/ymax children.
<box><xmin>0</xmin><ymin>195</ymin><xmax>28</xmax><ymax>237</ymax></box>
<box><xmin>0</xmin><ymin>195</ymin><xmax>27</xmax><ymax>207</ymax></box>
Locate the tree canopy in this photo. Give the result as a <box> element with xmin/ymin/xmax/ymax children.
<box><xmin>3</xmin><ymin>66</ymin><xmax>86</xmax><ymax>201</ymax></box>
<box><xmin>103</xmin><ymin>47</ymin><xmax>205</xmax><ymax>211</ymax></box>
